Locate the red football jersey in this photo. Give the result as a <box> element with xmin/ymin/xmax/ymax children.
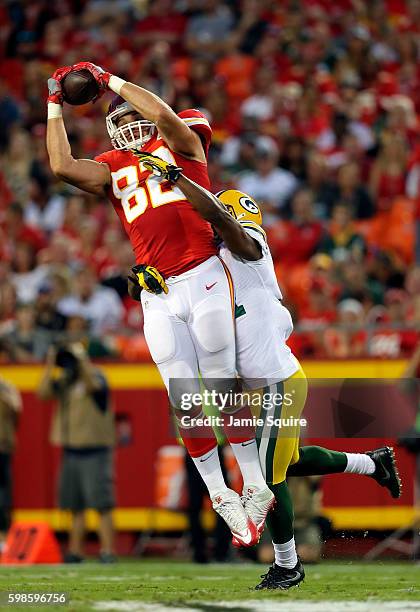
<box><xmin>95</xmin><ymin>110</ymin><xmax>217</xmax><ymax>277</ymax></box>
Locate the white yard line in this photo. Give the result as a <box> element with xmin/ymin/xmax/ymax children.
<box><xmin>92</xmin><ymin>601</ymin><xmax>420</xmax><ymax>612</ymax></box>
<box><xmin>92</xmin><ymin>604</ymin><xmax>188</xmax><ymax>612</ymax></box>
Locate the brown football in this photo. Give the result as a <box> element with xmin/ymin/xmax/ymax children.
<box><xmin>61</xmin><ymin>69</ymin><xmax>99</xmax><ymax>105</ymax></box>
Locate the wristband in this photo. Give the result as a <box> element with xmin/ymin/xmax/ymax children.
<box><xmin>47</xmin><ymin>103</ymin><xmax>63</xmax><ymax>119</ymax></box>
<box><xmin>109</xmin><ymin>75</ymin><xmax>126</xmax><ymax>95</ymax></box>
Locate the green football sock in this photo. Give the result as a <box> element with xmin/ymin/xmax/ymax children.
<box><xmin>266</xmin><ymin>481</ymin><xmax>294</xmax><ymax>544</ymax></box>
<box><xmin>287</xmin><ymin>445</ymin><xmax>347</xmax><ymax>477</ymax></box>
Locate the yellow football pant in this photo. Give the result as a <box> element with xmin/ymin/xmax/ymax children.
<box><xmin>250</xmin><ymin>363</ymin><xmax>308</xmax><ymax>485</ymax></box>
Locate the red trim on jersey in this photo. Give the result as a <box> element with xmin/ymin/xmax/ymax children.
<box><xmin>177</xmin><ymin>108</ymin><xmax>212</xmax><ymax>157</ymax></box>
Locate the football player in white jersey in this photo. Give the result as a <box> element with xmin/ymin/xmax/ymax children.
<box><xmin>130</xmin><ymin>152</ymin><xmax>401</xmax><ymax>590</ymax></box>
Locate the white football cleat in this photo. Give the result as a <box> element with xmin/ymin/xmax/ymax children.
<box><xmin>211</xmin><ymin>488</ymin><xmax>258</xmax><ymax>547</ymax></box>
<box><xmin>232</xmin><ymin>485</ymin><xmax>275</xmax><ymax>547</ymax></box>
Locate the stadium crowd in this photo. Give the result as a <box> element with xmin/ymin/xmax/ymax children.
<box><xmin>0</xmin><ymin>0</ymin><xmax>419</xmax><ymax>361</ymax></box>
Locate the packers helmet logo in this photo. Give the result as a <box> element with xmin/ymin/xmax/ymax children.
<box><xmin>216</xmin><ymin>189</ymin><xmax>263</xmax><ymax>226</ymax></box>
<box><xmin>239</xmin><ymin>196</ymin><xmax>259</xmax><ymax>216</ymax></box>
<box><xmin>216</xmin><ymin>189</ymin><xmax>262</xmax><ymax>225</ymax></box>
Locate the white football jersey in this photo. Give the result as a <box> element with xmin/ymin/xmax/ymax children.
<box><xmin>219</xmin><ymin>222</ymin><xmax>299</xmax><ymax>389</ymax></box>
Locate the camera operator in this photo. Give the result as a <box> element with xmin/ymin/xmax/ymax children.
<box><xmin>0</xmin><ymin>376</ymin><xmax>21</xmax><ymax>551</ymax></box>
<box><xmin>37</xmin><ymin>343</ymin><xmax>115</xmax><ymax>563</ymax></box>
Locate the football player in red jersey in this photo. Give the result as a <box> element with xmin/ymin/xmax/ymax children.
<box><xmin>46</xmin><ymin>62</ymin><xmax>274</xmax><ymax>546</ymax></box>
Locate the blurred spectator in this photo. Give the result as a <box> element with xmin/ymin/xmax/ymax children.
<box><xmin>135</xmin><ymin>1</ymin><xmax>186</xmax><ymax>53</ymax></box>
<box><xmin>1</xmin><ymin>129</ymin><xmax>44</xmax><ymax>204</ymax></box>
<box><xmin>406</xmin><ymin>148</ymin><xmax>420</xmax><ymax>201</ymax></box>
<box><xmin>64</xmin><ymin>314</ymin><xmax>115</xmax><ymax>359</ymax></box>
<box><xmin>0</xmin><ymin>282</ymin><xmax>16</xmax><ymax>337</ymax></box>
<box><xmin>324</xmin><ymin>299</ymin><xmax>366</xmax><ymax>358</ymax></box>
<box><xmin>220</xmin><ymin>131</ymin><xmax>270</xmax><ymax>173</ymax></box>
<box><xmin>58</xmin><ymin>195</ymin><xmax>86</xmax><ymax>243</ymax></box>
<box><xmin>299</xmin><ymin>279</ymin><xmax>337</xmax><ymax>329</ymax></box>
<box><xmin>318</xmin><ymin>203</ymin><xmax>366</xmax><ymax>263</ymax></box>
<box><xmin>136</xmin><ymin>42</ymin><xmax>175</xmax><ymax>104</ymax></box>
<box><xmin>302</xmin><ymin>152</ymin><xmax>336</xmax><ymax>219</ymax></box>
<box><xmin>228</xmin><ymin>0</ymin><xmax>270</xmax><ymax>55</ymax></box>
<box><xmin>11</xmin><ymin>242</ymin><xmax>49</xmax><ymax>304</ymax></box>
<box><xmin>4</xmin><ymin>303</ymin><xmax>48</xmax><ymax>362</ymax></box>
<box><xmin>405</xmin><ymin>265</ymin><xmax>420</xmax><ymax>300</ymax></box>
<box><xmin>38</xmin><ymin>344</ymin><xmax>115</xmax><ymax>563</ymax></box>
<box><xmin>331</xmin><ymin>163</ymin><xmax>374</xmax><ymax>220</ymax></box>
<box><xmin>24</xmin><ymin>175</ymin><xmax>65</xmax><ymax>234</ymax></box>
<box><xmin>385</xmin><ymin>289</ymin><xmax>408</xmax><ymax>326</ymax></box>
<box><xmin>100</xmin><ymin>241</ymin><xmax>135</xmax><ymax>299</ymax></box>
<box><xmin>0</xmin><ymin>78</ymin><xmax>21</xmax><ymax>149</ymax></box>
<box><xmin>367</xmin><ymin>252</ymin><xmax>406</xmax><ymax>293</ymax></box>
<box><xmin>280</xmin><ymin>137</ymin><xmax>307</xmax><ymax>182</ymax></box>
<box><xmin>0</xmin><ymin>376</ymin><xmax>21</xmax><ymax>550</ymax></box>
<box><xmin>3</xmin><ymin>202</ymin><xmax>46</xmax><ymax>255</ymax></box>
<box><xmin>57</xmin><ymin>267</ymin><xmax>124</xmax><ymax>335</ymax></box>
<box><xmin>186</xmin><ymin>0</ymin><xmax>234</xmax><ymax>59</ymax></box>
<box><xmin>240</xmin><ymin>65</ymin><xmax>276</xmax><ymax>121</ymax></box>
<box><xmin>369</xmin><ymin>133</ymin><xmax>408</xmax><ymax>211</ymax></box>
<box><xmin>339</xmin><ymin>262</ymin><xmax>384</xmax><ymax>307</ymax></box>
<box><xmin>237</xmin><ymin>142</ymin><xmax>298</xmax><ymax>223</ymax></box>
<box><xmin>267</xmin><ymin>190</ymin><xmax>323</xmax><ymax>266</ymax></box>
<box><xmin>34</xmin><ymin>281</ymin><xmax>67</xmax><ymax>334</ymax></box>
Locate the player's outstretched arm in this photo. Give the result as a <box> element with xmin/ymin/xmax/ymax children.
<box><xmin>177</xmin><ymin>175</ymin><xmax>261</xmax><ymax>261</ymax></box>
<box><xmin>46</xmin><ymin>68</ymin><xmax>110</xmax><ymax>196</ymax></box>
<box><xmin>138</xmin><ymin>153</ymin><xmax>260</xmax><ymax>260</ymax></box>
<box><xmin>120</xmin><ymin>82</ymin><xmax>205</xmax><ymax>161</ymax></box>
<box><xmin>71</xmin><ymin>62</ymin><xmax>206</xmax><ymax>162</ymax></box>
<box><xmin>47</xmin><ymin>117</ymin><xmax>110</xmax><ymax>195</ymax></box>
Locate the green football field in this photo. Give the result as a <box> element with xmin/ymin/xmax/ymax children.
<box><xmin>0</xmin><ymin>560</ymin><xmax>419</xmax><ymax>611</ymax></box>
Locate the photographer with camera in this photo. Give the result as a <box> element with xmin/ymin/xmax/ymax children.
<box><xmin>37</xmin><ymin>343</ymin><xmax>115</xmax><ymax>563</ymax></box>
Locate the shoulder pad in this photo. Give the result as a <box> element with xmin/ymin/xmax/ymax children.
<box><xmin>177</xmin><ymin>108</ymin><xmax>212</xmax><ymax>155</ymax></box>
<box><xmin>240</xmin><ymin>220</ymin><xmax>267</xmax><ymax>242</ymax></box>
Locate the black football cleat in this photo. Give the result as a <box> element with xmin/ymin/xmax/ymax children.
<box><xmin>255</xmin><ymin>559</ymin><xmax>305</xmax><ymax>590</ymax></box>
<box><xmin>366</xmin><ymin>446</ymin><xmax>402</xmax><ymax>499</ymax></box>
<box><xmin>98</xmin><ymin>552</ymin><xmax>117</xmax><ymax>564</ymax></box>
<box><xmin>64</xmin><ymin>553</ymin><xmax>84</xmax><ymax>563</ymax></box>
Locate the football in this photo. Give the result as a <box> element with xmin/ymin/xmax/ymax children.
<box><xmin>61</xmin><ymin>68</ymin><xmax>99</xmax><ymax>105</ymax></box>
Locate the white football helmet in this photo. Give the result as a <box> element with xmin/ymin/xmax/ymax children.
<box><xmin>106</xmin><ymin>97</ymin><xmax>155</xmax><ymax>150</ymax></box>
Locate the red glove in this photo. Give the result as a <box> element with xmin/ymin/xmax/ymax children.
<box><xmin>47</xmin><ymin>66</ymin><xmax>73</xmax><ymax>105</ymax></box>
<box><xmin>71</xmin><ymin>61</ymin><xmax>111</xmax><ymax>93</ymax></box>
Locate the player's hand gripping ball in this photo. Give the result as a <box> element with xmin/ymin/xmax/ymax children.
<box><xmin>128</xmin><ymin>264</ymin><xmax>169</xmax><ymax>298</ymax></box>
<box><xmin>61</xmin><ymin>69</ymin><xmax>100</xmax><ymax>105</ymax></box>
<box><xmin>70</xmin><ymin>61</ymin><xmax>111</xmax><ymax>93</ymax></box>
<box><xmin>136</xmin><ymin>153</ymin><xmax>183</xmax><ymax>183</ymax></box>
<box><xmin>47</xmin><ymin>66</ymin><xmax>73</xmax><ymax>105</ymax></box>
<box><xmin>51</xmin><ymin>62</ymin><xmax>111</xmax><ymax>106</ymax></box>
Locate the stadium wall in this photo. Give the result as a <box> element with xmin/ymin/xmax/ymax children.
<box><xmin>0</xmin><ymin>359</ymin><xmax>416</xmax><ymax>532</ymax></box>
